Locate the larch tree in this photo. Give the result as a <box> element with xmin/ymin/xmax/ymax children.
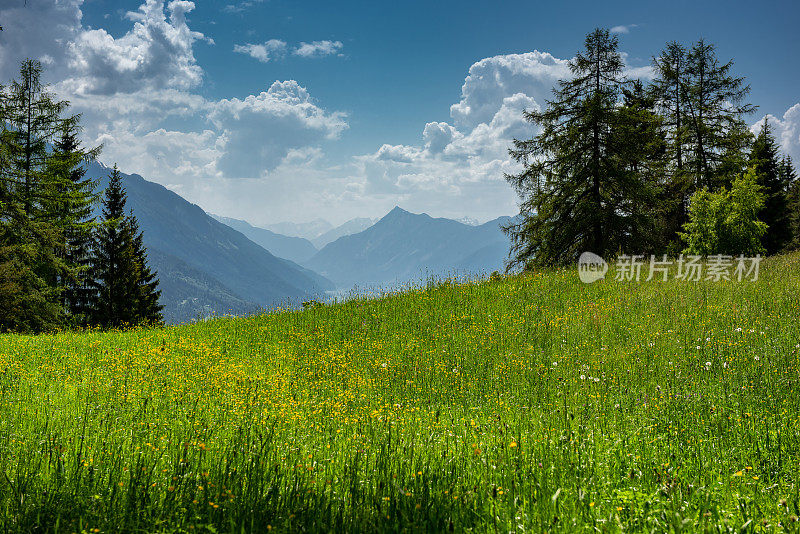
<box><xmin>684</xmin><ymin>39</ymin><xmax>754</xmax><ymax>191</ymax></box>
<box><xmin>651</xmin><ymin>41</ymin><xmax>692</xmax><ymax>248</ymax></box>
<box><xmin>0</xmin><ymin>60</ymin><xmax>71</xmax><ymax>331</ymax></box>
<box><xmin>504</xmin><ymin>28</ymin><xmax>661</xmax><ymax>267</ymax></box>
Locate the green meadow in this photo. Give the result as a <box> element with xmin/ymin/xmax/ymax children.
<box><xmin>1</xmin><ymin>255</ymin><xmax>799</xmax><ymax>532</ymax></box>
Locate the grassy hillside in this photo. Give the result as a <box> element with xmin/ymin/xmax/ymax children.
<box><xmin>1</xmin><ymin>255</ymin><xmax>799</xmax><ymax>532</ymax></box>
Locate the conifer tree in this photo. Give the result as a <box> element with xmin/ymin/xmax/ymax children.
<box><xmin>782</xmin><ymin>156</ymin><xmax>799</xmax><ymax>250</ymax></box>
<box><xmin>684</xmin><ymin>40</ymin><xmax>754</xmax><ymax>190</ymax></box>
<box><xmin>748</xmin><ymin>119</ymin><xmax>790</xmax><ymax>254</ymax></box>
<box><xmin>651</xmin><ymin>42</ymin><xmax>692</xmax><ymax>247</ymax></box>
<box><xmin>124</xmin><ymin>215</ymin><xmax>163</xmax><ymax>326</ymax></box>
<box><xmin>504</xmin><ymin>28</ymin><xmax>661</xmax><ymax>267</ymax></box>
<box><xmin>0</xmin><ymin>60</ymin><xmax>70</xmax><ymax>331</ymax></box>
<box><xmin>47</xmin><ymin>120</ymin><xmax>100</xmax><ymax>324</ymax></box>
<box><xmin>89</xmin><ymin>166</ymin><xmax>162</xmax><ymax>328</ymax></box>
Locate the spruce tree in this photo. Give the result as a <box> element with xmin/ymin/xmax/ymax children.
<box><xmin>749</xmin><ymin>119</ymin><xmax>790</xmax><ymax>254</ymax></box>
<box><xmin>684</xmin><ymin>40</ymin><xmax>754</xmax><ymax>190</ymax></box>
<box><xmin>782</xmin><ymin>156</ymin><xmax>799</xmax><ymax>250</ymax></box>
<box><xmin>0</xmin><ymin>60</ymin><xmax>69</xmax><ymax>331</ymax></box>
<box><xmin>89</xmin><ymin>165</ymin><xmax>162</xmax><ymax>328</ymax></box>
<box><xmin>47</xmin><ymin>120</ymin><xmax>100</xmax><ymax>325</ymax></box>
<box><xmin>504</xmin><ymin>28</ymin><xmax>661</xmax><ymax>267</ymax></box>
<box><xmin>124</xmin><ymin>215</ymin><xmax>163</xmax><ymax>326</ymax></box>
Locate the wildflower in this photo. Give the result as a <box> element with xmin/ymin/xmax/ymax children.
<box><xmin>704</xmin><ymin>361</ymin><xmax>712</xmax><ymax>370</ymax></box>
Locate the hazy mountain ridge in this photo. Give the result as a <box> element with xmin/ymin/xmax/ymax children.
<box><xmin>210</xmin><ymin>214</ymin><xmax>318</xmax><ymax>263</ymax></box>
<box><xmin>312</xmin><ymin>217</ymin><xmax>377</xmax><ymax>248</ymax></box>
<box><xmin>87</xmin><ymin>161</ymin><xmax>334</xmax><ymax>323</ymax></box>
<box><xmin>263</xmin><ymin>219</ymin><xmax>333</xmax><ymax>240</ymax></box>
<box><xmin>305</xmin><ymin>207</ymin><xmax>512</xmax><ymax>289</ymax></box>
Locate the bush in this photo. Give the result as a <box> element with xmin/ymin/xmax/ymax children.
<box><xmin>680</xmin><ymin>167</ymin><xmax>767</xmax><ymax>256</ymax></box>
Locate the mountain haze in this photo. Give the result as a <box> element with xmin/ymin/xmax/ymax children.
<box><xmin>264</xmin><ymin>219</ymin><xmax>333</xmax><ymax>240</ymax></box>
<box><xmin>87</xmin><ymin>161</ymin><xmax>334</xmax><ymax>324</ymax></box>
<box><xmin>305</xmin><ymin>207</ymin><xmax>512</xmax><ymax>289</ymax></box>
<box><xmin>312</xmin><ymin>217</ymin><xmax>377</xmax><ymax>248</ymax></box>
<box><xmin>210</xmin><ymin>214</ymin><xmax>318</xmax><ymax>263</ymax></box>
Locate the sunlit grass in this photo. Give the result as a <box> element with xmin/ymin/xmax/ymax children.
<box><xmin>1</xmin><ymin>254</ymin><xmax>799</xmax><ymax>532</ymax></box>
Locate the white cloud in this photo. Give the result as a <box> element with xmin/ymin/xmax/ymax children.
<box><xmin>208</xmin><ymin>80</ymin><xmax>348</xmax><ymax>177</ymax></box>
<box><xmin>610</xmin><ymin>24</ymin><xmax>639</xmax><ymax>34</ymax></box>
<box><xmin>0</xmin><ymin>0</ymin><xmax>83</xmax><ymax>82</ymax></box>
<box><xmin>293</xmin><ymin>40</ymin><xmax>344</xmax><ymax>58</ymax></box>
<box><xmin>752</xmin><ymin>104</ymin><xmax>800</xmax><ymax>164</ymax></box>
<box><xmin>233</xmin><ymin>40</ymin><xmax>287</xmax><ymax>62</ymax></box>
<box><xmin>64</xmin><ymin>0</ymin><xmax>207</xmax><ymax>95</ymax></box>
<box><xmin>2</xmin><ymin>0</ymin><xmax>350</xmax><ymax>191</ymax></box>
<box><xmin>449</xmin><ymin>51</ymin><xmax>570</xmax><ymax>130</ymax></box>
<box><xmin>223</xmin><ymin>0</ymin><xmax>264</xmax><ymax>13</ymax></box>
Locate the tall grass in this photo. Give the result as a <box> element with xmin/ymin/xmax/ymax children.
<box><xmin>1</xmin><ymin>254</ymin><xmax>799</xmax><ymax>532</ymax></box>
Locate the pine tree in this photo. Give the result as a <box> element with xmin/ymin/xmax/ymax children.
<box><xmin>89</xmin><ymin>165</ymin><xmax>162</xmax><ymax>328</ymax></box>
<box><xmin>651</xmin><ymin>42</ymin><xmax>692</xmax><ymax>248</ymax></box>
<box><xmin>0</xmin><ymin>60</ymin><xmax>69</xmax><ymax>331</ymax></box>
<box><xmin>782</xmin><ymin>156</ymin><xmax>799</xmax><ymax>250</ymax></box>
<box><xmin>684</xmin><ymin>40</ymin><xmax>754</xmax><ymax>191</ymax></box>
<box><xmin>47</xmin><ymin>120</ymin><xmax>100</xmax><ymax>325</ymax></box>
<box><xmin>504</xmin><ymin>28</ymin><xmax>661</xmax><ymax>267</ymax></box>
<box><xmin>748</xmin><ymin>119</ymin><xmax>790</xmax><ymax>254</ymax></box>
<box><xmin>124</xmin><ymin>215</ymin><xmax>163</xmax><ymax>326</ymax></box>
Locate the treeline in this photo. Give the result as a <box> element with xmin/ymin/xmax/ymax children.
<box><xmin>0</xmin><ymin>60</ymin><xmax>163</xmax><ymax>333</ymax></box>
<box><xmin>505</xmin><ymin>29</ymin><xmax>799</xmax><ymax>267</ymax></box>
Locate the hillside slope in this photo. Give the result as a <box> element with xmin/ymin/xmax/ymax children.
<box><xmin>1</xmin><ymin>254</ymin><xmax>797</xmax><ymax>532</ymax></box>
<box><xmin>210</xmin><ymin>214</ymin><xmax>318</xmax><ymax>263</ymax></box>
<box><xmin>88</xmin><ymin>161</ymin><xmax>334</xmax><ymax>322</ymax></box>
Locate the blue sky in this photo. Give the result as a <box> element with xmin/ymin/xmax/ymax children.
<box><xmin>1</xmin><ymin>0</ymin><xmax>799</xmax><ymax>225</ymax></box>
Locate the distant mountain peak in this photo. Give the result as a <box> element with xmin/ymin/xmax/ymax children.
<box><xmin>456</xmin><ymin>216</ymin><xmax>480</xmax><ymax>226</ymax></box>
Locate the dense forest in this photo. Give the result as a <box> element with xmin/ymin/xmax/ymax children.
<box><xmin>505</xmin><ymin>29</ymin><xmax>799</xmax><ymax>267</ymax></box>
<box><xmin>0</xmin><ymin>60</ymin><xmax>162</xmax><ymax>333</ymax></box>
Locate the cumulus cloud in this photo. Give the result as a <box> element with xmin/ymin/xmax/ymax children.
<box><xmin>352</xmin><ymin>52</ymin><xmax>559</xmax><ymax>201</ymax></box>
<box><xmin>752</xmin><ymin>104</ymin><xmax>800</xmax><ymax>164</ymax></box>
<box><xmin>449</xmin><ymin>51</ymin><xmax>570</xmax><ymax>130</ymax></box>
<box><xmin>293</xmin><ymin>40</ymin><xmax>344</xmax><ymax>58</ymax></box>
<box><xmin>234</xmin><ymin>39</ymin><xmax>344</xmax><ymax>63</ymax></box>
<box><xmin>64</xmin><ymin>0</ymin><xmax>206</xmax><ymax>95</ymax></box>
<box><xmin>1</xmin><ymin>0</ymin><xmax>351</xmax><ymax>192</ymax></box>
<box><xmin>0</xmin><ymin>0</ymin><xmax>83</xmax><ymax>82</ymax></box>
<box><xmin>208</xmin><ymin>80</ymin><xmax>347</xmax><ymax>177</ymax></box>
<box><xmin>233</xmin><ymin>40</ymin><xmax>288</xmax><ymax>62</ymax></box>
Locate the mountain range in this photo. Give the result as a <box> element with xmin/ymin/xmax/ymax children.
<box><xmin>304</xmin><ymin>207</ymin><xmax>512</xmax><ymax>290</ymax></box>
<box><xmin>209</xmin><ymin>214</ymin><xmax>318</xmax><ymax>264</ymax></box>
<box><xmin>263</xmin><ymin>219</ymin><xmax>333</xmax><ymax>240</ymax></box>
<box><xmin>86</xmin><ymin>163</ymin><xmax>512</xmax><ymax>323</ymax></box>
<box><xmin>311</xmin><ymin>217</ymin><xmax>377</xmax><ymax>248</ymax></box>
<box><xmin>86</xmin><ymin>161</ymin><xmax>334</xmax><ymax>324</ymax></box>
